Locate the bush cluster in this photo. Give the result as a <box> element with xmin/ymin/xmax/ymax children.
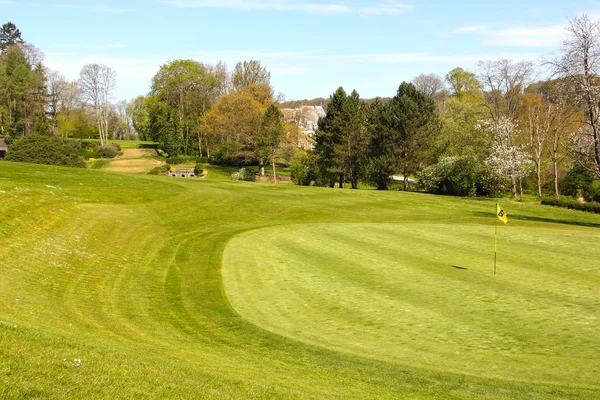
<box><xmin>194</xmin><ymin>163</ymin><xmax>204</xmax><ymax>175</ymax></box>
<box><xmin>5</xmin><ymin>134</ymin><xmax>86</xmax><ymax>168</ymax></box>
<box><xmin>209</xmin><ymin>143</ymin><xmax>258</xmax><ymax>166</ymax></box>
<box><xmin>148</xmin><ymin>164</ymin><xmax>172</xmax><ymax>175</ymax></box>
<box><xmin>562</xmin><ymin>165</ymin><xmax>600</xmax><ymax>202</ymax></box>
<box><xmin>290</xmin><ymin>153</ymin><xmax>319</xmax><ymax>186</ymax></box>
<box><xmin>416</xmin><ymin>157</ymin><xmax>494</xmax><ymax>197</ymax></box>
<box><xmin>165</xmin><ymin>155</ymin><xmax>200</xmax><ymax>165</ymax></box>
<box><xmin>231</xmin><ymin>168</ymin><xmax>255</xmax><ymax>181</ymax></box>
<box><xmin>542</xmin><ymin>197</ymin><xmax>600</xmax><ymax>214</ymax></box>
<box><xmin>96</xmin><ymin>143</ymin><xmax>121</xmax><ymax>158</ymax></box>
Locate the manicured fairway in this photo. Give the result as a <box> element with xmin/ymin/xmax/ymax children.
<box><xmin>1</xmin><ymin>161</ymin><xmax>599</xmax><ymax>399</ymax></box>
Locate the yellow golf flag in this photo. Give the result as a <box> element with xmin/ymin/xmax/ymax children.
<box><xmin>496</xmin><ymin>203</ymin><xmax>508</xmax><ymax>224</ymax></box>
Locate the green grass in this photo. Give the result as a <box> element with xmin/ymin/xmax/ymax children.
<box><xmin>224</xmin><ymin>223</ymin><xmax>600</xmax><ymax>387</ymax></box>
<box><xmin>0</xmin><ymin>160</ymin><xmax>599</xmax><ymax>399</ymax></box>
<box><xmin>88</xmin><ymin>159</ymin><xmax>111</xmax><ymax>169</ymax></box>
<box><xmin>69</xmin><ymin>138</ymin><xmax>159</xmax><ymax>149</ymax></box>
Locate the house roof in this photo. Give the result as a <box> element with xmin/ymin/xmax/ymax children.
<box><xmin>0</xmin><ymin>138</ymin><xmax>7</xmax><ymax>151</ymax></box>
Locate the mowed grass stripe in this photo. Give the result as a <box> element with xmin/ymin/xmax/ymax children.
<box><xmin>223</xmin><ymin>222</ymin><xmax>600</xmax><ymax>387</ymax></box>
<box><xmin>2</xmin><ymin>162</ymin><xmax>600</xmax><ymax>398</ymax></box>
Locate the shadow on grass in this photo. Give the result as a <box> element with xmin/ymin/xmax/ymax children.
<box><xmin>473</xmin><ymin>211</ymin><xmax>600</xmax><ymax>229</ymax></box>
<box><xmin>450</xmin><ymin>265</ymin><xmax>468</xmax><ymax>270</ymax></box>
<box><xmin>138</xmin><ymin>143</ymin><xmax>159</xmax><ymax>149</ymax></box>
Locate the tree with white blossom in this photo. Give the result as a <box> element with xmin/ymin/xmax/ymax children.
<box><xmin>478</xmin><ymin>117</ymin><xmax>532</xmax><ymax>199</ymax></box>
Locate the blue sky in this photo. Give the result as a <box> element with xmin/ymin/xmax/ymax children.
<box><xmin>2</xmin><ymin>0</ymin><xmax>599</xmax><ymax>101</ymax></box>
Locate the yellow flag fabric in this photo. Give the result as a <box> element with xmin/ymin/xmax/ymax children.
<box><xmin>496</xmin><ymin>204</ymin><xmax>508</xmax><ymax>224</ymax></box>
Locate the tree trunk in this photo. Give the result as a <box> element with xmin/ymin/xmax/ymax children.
<box><xmin>553</xmin><ymin>156</ymin><xmax>560</xmax><ymax>200</ymax></box>
<box><xmin>519</xmin><ymin>172</ymin><xmax>523</xmax><ymax>201</ymax></box>
<box><xmin>537</xmin><ymin>158</ymin><xmax>542</xmax><ymax>198</ymax></box>
<box><xmin>272</xmin><ymin>150</ymin><xmax>277</xmax><ymax>184</ymax></box>
<box><xmin>198</xmin><ymin>135</ymin><xmax>203</xmax><ymax>158</ymax></box>
<box><xmin>510</xmin><ymin>172</ymin><xmax>517</xmax><ymax>199</ymax></box>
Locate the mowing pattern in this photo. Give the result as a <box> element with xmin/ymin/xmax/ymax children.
<box><xmin>1</xmin><ymin>162</ymin><xmax>599</xmax><ymax>399</ymax></box>
<box><xmin>223</xmin><ymin>223</ymin><xmax>600</xmax><ymax>387</ymax></box>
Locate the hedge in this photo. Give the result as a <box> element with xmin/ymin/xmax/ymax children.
<box><xmin>542</xmin><ymin>197</ymin><xmax>600</xmax><ymax>214</ymax></box>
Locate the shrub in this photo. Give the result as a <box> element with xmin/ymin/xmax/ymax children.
<box><xmin>80</xmin><ymin>149</ymin><xmax>101</xmax><ymax>160</ymax></box>
<box><xmin>542</xmin><ymin>197</ymin><xmax>600</xmax><ymax>214</ymax></box>
<box><xmin>562</xmin><ymin>165</ymin><xmax>594</xmax><ymax>198</ymax></box>
<box><xmin>166</xmin><ymin>156</ymin><xmax>199</xmax><ymax>165</ymax></box>
<box><xmin>417</xmin><ymin>157</ymin><xmax>483</xmax><ymax>197</ymax></box>
<box><xmin>110</xmin><ymin>142</ymin><xmax>122</xmax><ymax>151</ymax></box>
<box><xmin>290</xmin><ymin>152</ymin><xmax>318</xmax><ymax>186</ymax></box>
<box><xmin>194</xmin><ymin>163</ymin><xmax>204</xmax><ymax>175</ymax></box>
<box><xmin>148</xmin><ymin>164</ymin><xmax>171</xmax><ymax>175</ymax></box>
<box><xmin>5</xmin><ymin>134</ymin><xmax>86</xmax><ymax>168</ymax></box>
<box><xmin>231</xmin><ymin>168</ymin><xmax>255</xmax><ymax>181</ymax></box>
<box><xmin>157</xmin><ymin>149</ymin><xmax>168</xmax><ymax>158</ymax></box>
<box><xmin>209</xmin><ymin>143</ymin><xmax>258</xmax><ymax>166</ymax></box>
<box><xmin>96</xmin><ymin>144</ymin><xmax>120</xmax><ymax>159</ymax></box>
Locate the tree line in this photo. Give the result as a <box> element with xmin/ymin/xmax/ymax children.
<box><xmin>1</xmin><ymin>15</ymin><xmax>600</xmax><ymax>201</ymax></box>
<box><xmin>293</xmin><ymin>14</ymin><xmax>600</xmax><ymax>202</ymax></box>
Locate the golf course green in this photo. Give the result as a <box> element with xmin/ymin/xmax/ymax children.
<box><xmin>1</xmin><ymin>161</ymin><xmax>599</xmax><ymax>399</ymax></box>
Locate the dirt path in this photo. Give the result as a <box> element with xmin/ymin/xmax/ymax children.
<box><xmin>103</xmin><ymin>148</ymin><xmax>164</xmax><ymax>173</ymax></box>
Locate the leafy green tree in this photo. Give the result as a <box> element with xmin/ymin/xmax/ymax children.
<box><xmin>202</xmin><ymin>83</ymin><xmax>272</xmax><ymax>161</ymax></box>
<box><xmin>127</xmin><ymin>96</ymin><xmax>150</xmax><ymax>140</ymax></box>
<box><xmin>445</xmin><ymin>67</ymin><xmax>482</xmax><ymax>100</ymax></box>
<box><xmin>258</xmin><ymin>104</ymin><xmax>285</xmax><ymax>182</ymax></box>
<box><xmin>388</xmin><ymin>82</ymin><xmax>442</xmax><ymax>190</ymax></box>
<box><xmin>146</xmin><ymin>94</ymin><xmax>180</xmax><ymax>157</ymax></box>
<box><xmin>439</xmin><ymin>96</ymin><xmax>489</xmax><ymax>158</ymax></box>
<box><xmin>336</xmin><ymin>90</ymin><xmax>370</xmax><ymax>189</ymax></box>
<box><xmin>0</xmin><ymin>45</ymin><xmax>47</xmax><ymax>137</ymax></box>
<box><xmin>365</xmin><ymin>99</ymin><xmax>397</xmax><ymax>190</ymax></box>
<box><xmin>149</xmin><ymin>59</ymin><xmax>223</xmax><ymax>156</ymax></box>
<box><xmin>314</xmin><ymin>87</ymin><xmax>347</xmax><ymax>187</ymax></box>
<box><xmin>232</xmin><ymin>60</ymin><xmax>270</xmax><ymax>89</ymax></box>
<box><xmin>0</xmin><ymin>22</ymin><xmax>23</xmax><ymax>52</ymax></box>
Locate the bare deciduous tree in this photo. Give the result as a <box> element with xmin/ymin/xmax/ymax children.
<box><xmin>79</xmin><ymin>63</ymin><xmax>117</xmax><ymax>145</ymax></box>
<box><xmin>547</xmin><ymin>14</ymin><xmax>600</xmax><ymax>177</ymax></box>
<box><xmin>46</xmin><ymin>70</ymin><xmax>67</xmax><ymax>134</ymax></box>
<box><xmin>477</xmin><ymin>59</ymin><xmax>535</xmax><ymax>121</ymax></box>
<box><xmin>412</xmin><ymin>73</ymin><xmax>446</xmax><ymax>97</ymax></box>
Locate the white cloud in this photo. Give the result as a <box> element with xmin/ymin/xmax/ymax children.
<box><xmin>162</xmin><ymin>0</ymin><xmax>413</xmax><ymax>15</ymax></box>
<box><xmin>485</xmin><ymin>24</ymin><xmax>566</xmax><ymax>47</ymax></box>
<box><xmin>189</xmin><ymin>50</ymin><xmax>308</xmax><ymax>62</ymax></box>
<box><xmin>90</xmin><ymin>43</ymin><xmax>129</xmax><ymax>49</ymax></box>
<box><xmin>270</xmin><ymin>66</ymin><xmax>307</xmax><ymax>76</ymax></box>
<box><xmin>454</xmin><ymin>25</ymin><xmax>486</xmax><ymax>33</ymax></box>
<box><xmin>53</xmin><ymin>4</ymin><xmax>133</xmax><ymax>13</ymax></box>
<box><xmin>453</xmin><ymin>21</ymin><xmax>567</xmax><ymax>48</ymax></box>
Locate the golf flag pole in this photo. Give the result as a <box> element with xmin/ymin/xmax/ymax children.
<box><xmin>494</xmin><ymin>203</ymin><xmax>508</xmax><ymax>276</ymax></box>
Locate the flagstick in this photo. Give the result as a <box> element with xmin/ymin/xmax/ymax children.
<box><xmin>494</xmin><ymin>204</ymin><xmax>498</xmax><ymax>277</ymax></box>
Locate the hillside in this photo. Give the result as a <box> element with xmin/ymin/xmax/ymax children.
<box><xmin>1</xmin><ymin>161</ymin><xmax>599</xmax><ymax>399</ymax></box>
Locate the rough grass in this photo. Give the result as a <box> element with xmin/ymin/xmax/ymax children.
<box><xmin>0</xmin><ymin>161</ymin><xmax>599</xmax><ymax>399</ymax></box>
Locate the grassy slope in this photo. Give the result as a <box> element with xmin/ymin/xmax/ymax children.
<box><xmin>0</xmin><ymin>161</ymin><xmax>599</xmax><ymax>399</ymax></box>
